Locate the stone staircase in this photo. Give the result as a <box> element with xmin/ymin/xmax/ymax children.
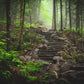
<box><xmin>38</xmin><ymin>31</ymin><xmax>66</xmax><ymax>62</ymax></box>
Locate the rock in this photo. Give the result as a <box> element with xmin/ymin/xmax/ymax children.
<box><xmin>32</xmin><ymin>55</ymin><xmax>39</xmax><ymax>59</ymax></box>
<box><xmin>50</xmin><ymin>34</ymin><xmax>58</xmax><ymax>39</ymax></box>
<box><xmin>19</xmin><ymin>56</ymin><xmax>26</xmax><ymax>62</ymax></box>
<box><xmin>32</xmin><ymin>48</ymin><xmax>39</xmax><ymax>59</ymax></box>
<box><xmin>53</xmin><ymin>56</ymin><xmax>63</xmax><ymax>64</ymax></box>
<box><xmin>75</xmin><ymin>55</ymin><xmax>84</xmax><ymax>63</ymax></box>
<box><xmin>42</xmin><ymin>39</ymin><xmax>48</xmax><ymax>44</ymax></box>
<box><xmin>60</xmin><ymin>62</ymin><xmax>72</xmax><ymax>72</ymax></box>
<box><xmin>38</xmin><ymin>44</ymin><xmax>48</xmax><ymax>49</ymax></box>
<box><xmin>58</xmin><ymin>37</ymin><xmax>67</xmax><ymax>41</ymax></box>
<box><xmin>33</xmin><ymin>48</ymin><xmax>39</xmax><ymax>55</ymax></box>
<box><xmin>57</xmin><ymin>51</ymin><xmax>66</xmax><ymax>57</ymax></box>
<box><xmin>24</xmin><ymin>55</ymin><xmax>32</xmax><ymax>61</ymax></box>
<box><xmin>49</xmin><ymin>30</ymin><xmax>57</xmax><ymax>34</ymax></box>
<box><xmin>48</xmin><ymin>64</ymin><xmax>60</xmax><ymax>72</ymax></box>
<box><xmin>38</xmin><ymin>44</ymin><xmax>44</xmax><ymax>48</ymax></box>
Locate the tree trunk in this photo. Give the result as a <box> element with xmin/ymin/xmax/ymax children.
<box><xmin>69</xmin><ymin>0</ymin><xmax>72</xmax><ymax>30</ymax></box>
<box><xmin>18</xmin><ymin>0</ymin><xmax>25</xmax><ymax>50</ymax></box>
<box><xmin>56</xmin><ymin>1</ymin><xmax>58</xmax><ymax>28</ymax></box>
<box><xmin>65</xmin><ymin>0</ymin><xmax>67</xmax><ymax>28</ymax></box>
<box><xmin>80</xmin><ymin>8</ymin><xmax>83</xmax><ymax>37</ymax></box>
<box><xmin>38</xmin><ymin>0</ymin><xmax>41</xmax><ymax>19</ymax></box>
<box><xmin>60</xmin><ymin>0</ymin><xmax>63</xmax><ymax>31</ymax></box>
<box><xmin>52</xmin><ymin>0</ymin><xmax>56</xmax><ymax>30</ymax></box>
<box><xmin>6</xmin><ymin>0</ymin><xmax>11</xmax><ymax>51</ymax></box>
<box><xmin>28</xmin><ymin>1</ymin><xmax>32</xmax><ymax>25</ymax></box>
<box><xmin>76</xmin><ymin>0</ymin><xmax>80</xmax><ymax>31</ymax></box>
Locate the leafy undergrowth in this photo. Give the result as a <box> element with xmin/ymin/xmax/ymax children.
<box><xmin>57</xmin><ymin>31</ymin><xmax>84</xmax><ymax>64</ymax></box>
<box><xmin>0</xmin><ymin>43</ymin><xmax>47</xmax><ymax>83</ymax></box>
<box><xmin>0</xmin><ymin>22</ymin><xmax>49</xmax><ymax>84</ymax></box>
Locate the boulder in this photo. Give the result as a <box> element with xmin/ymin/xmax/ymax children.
<box><xmin>24</xmin><ymin>55</ymin><xmax>32</xmax><ymax>61</ymax></box>
<box><xmin>53</xmin><ymin>56</ymin><xmax>64</xmax><ymax>64</ymax></box>
<box><xmin>19</xmin><ymin>56</ymin><xmax>26</xmax><ymax>62</ymax></box>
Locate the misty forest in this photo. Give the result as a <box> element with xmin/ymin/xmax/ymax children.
<box><xmin>0</xmin><ymin>0</ymin><xmax>84</xmax><ymax>84</ymax></box>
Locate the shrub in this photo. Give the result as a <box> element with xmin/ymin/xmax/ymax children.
<box><xmin>0</xmin><ymin>70</ymin><xmax>12</xmax><ymax>79</ymax></box>
<box><xmin>27</xmin><ymin>76</ymin><xmax>37</xmax><ymax>82</ymax></box>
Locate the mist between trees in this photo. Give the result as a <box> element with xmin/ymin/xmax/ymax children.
<box><xmin>0</xmin><ymin>0</ymin><xmax>84</xmax><ymax>34</ymax></box>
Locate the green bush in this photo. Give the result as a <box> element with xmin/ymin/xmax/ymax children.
<box><xmin>12</xmin><ymin>58</ymin><xmax>22</xmax><ymax>64</ymax></box>
<box><xmin>19</xmin><ymin>62</ymin><xmax>44</xmax><ymax>74</ymax></box>
<box><xmin>37</xmin><ymin>36</ymin><xmax>43</xmax><ymax>42</ymax></box>
<box><xmin>27</xmin><ymin>76</ymin><xmax>37</xmax><ymax>82</ymax></box>
<box><xmin>22</xmin><ymin>42</ymin><xmax>31</xmax><ymax>48</ymax></box>
<box><xmin>14</xmin><ymin>21</ymin><xmax>20</xmax><ymax>27</ymax></box>
<box><xmin>0</xmin><ymin>50</ymin><xmax>19</xmax><ymax>62</ymax></box>
<box><xmin>0</xmin><ymin>41</ymin><xmax>6</xmax><ymax>49</ymax></box>
<box><xmin>0</xmin><ymin>20</ymin><xmax>6</xmax><ymax>23</ymax></box>
<box><xmin>0</xmin><ymin>70</ymin><xmax>12</xmax><ymax>79</ymax></box>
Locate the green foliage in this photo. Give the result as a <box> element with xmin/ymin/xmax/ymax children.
<box><xmin>14</xmin><ymin>20</ymin><xmax>37</xmax><ymax>28</ymax></box>
<box><xmin>43</xmin><ymin>74</ymin><xmax>48</xmax><ymax>80</ymax></box>
<box><xmin>12</xmin><ymin>58</ymin><xmax>22</xmax><ymax>64</ymax></box>
<box><xmin>76</xmin><ymin>28</ymin><xmax>80</xmax><ymax>33</ymax></box>
<box><xmin>72</xmin><ymin>60</ymin><xmax>77</xmax><ymax>64</ymax></box>
<box><xmin>19</xmin><ymin>62</ymin><xmax>44</xmax><ymax>74</ymax></box>
<box><xmin>1</xmin><ymin>39</ymin><xmax>6</xmax><ymax>42</ymax></box>
<box><xmin>14</xmin><ymin>20</ymin><xmax>20</xmax><ymax>27</ymax></box>
<box><xmin>22</xmin><ymin>42</ymin><xmax>31</xmax><ymax>48</ymax></box>
<box><xmin>27</xmin><ymin>76</ymin><xmax>37</xmax><ymax>82</ymax></box>
<box><xmin>0</xmin><ymin>20</ymin><xmax>6</xmax><ymax>23</ymax></box>
<box><xmin>18</xmin><ymin>62</ymin><xmax>45</xmax><ymax>82</ymax></box>
<box><xmin>65</xmin><ymin>27</ymin><xmax>74</xmax><ymax>32</ymax></box>
<box><xmin>0</xmin><ymin>41</ymin><xmax>6</xmax><ymax>49</ymax></box>
<box><xmin>24</xmin><ymin>22</ymin><xmax>31</xmax><ymax>28</ymax></box>
<box><xmin>24</xmin><ymin>32</ymin><xmax>37</xmax><ymax>42</ymax></box>
<box><xmin>0</xmin><ymin>70</ymin><xmax>12</xmax><ymax>79</ymax></box>
<box><xmin>40</xmin><ymin>74</ymin><xmax>54</xmax><ymax>83</ymax></box>
<box><xmin>37</xmin><ymin>36</ymin><xmax>43</xmax><ymax>42</ymax></box>
<box><xmin>0</xmin><ymin>31</ymin><xmax>7</xmax><ymax>37</ymax></box>
<box><xmin>0</xmin><ymin>50</ymin><xmax>19</xmax><ymax>62</ymax></box>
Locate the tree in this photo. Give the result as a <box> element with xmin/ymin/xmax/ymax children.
<box><xmin>52</xmin><ymin>0</ymin><xmax>56</xmax><ymax>30</ymax></box>
<box><xmin>69</xmin><ymin>0</ymin><xmax>72</xmax><ymax>30</ymax></box>
<box><xmin>60</xmin><ymin>0</ymin><xmax>63</xmax><ymax>31</ymax></box>
<box><xmin>6</xmin><ymin>0</ymin><xmax>11</xmax><ymax>51</ymax></box>
<box><xmin>65</xmin><ymin>0</ymin><xmax>67</xmax><ymax>28</ymax></box>
<box><xmin>18</xmin><ymin>0</ymin><xmax>25</xmax><ymax>50</ymax></box>
<box><xmin>76</xmin><ymin>0</ymin><xmax>80</xmax><ymax>31</ymax></box>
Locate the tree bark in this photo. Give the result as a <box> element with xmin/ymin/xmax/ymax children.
<box><xmin>60</xmin><ymin>0</ymin><xmax>63</xmax><ymax>31</ymax></box>
<box><xmin>76</xmin><ymin>0</ymin><xmax>80</xmax><ymax>31</ymax></box>
<box><xmin>65</xmin><ymin>0</ymin><xmax>67</xmax><ymax>28</ymax></box>
<box><xmin>18</xmin><ymin>0</ymin><xmax>25</xmax><ymax>50</ymax></box>
<box><xmin>38</xmin><ymin>0</ymin><xmax>41</xmax><ymax>19</ymax></box>
<box><xmin>52</xmin><ymin>0</ymin><xmax>56</xmax><ymax>30</ymax></box>
<box><xmin>69</xmin><ymin>0</ymin><xmax>72</xmax><ymax>30</ymax></box>
<box><xmin>6</xmin><ymin>0</ymin><xmax>11</xmax><ymax>51</ymax></box>
<box><xmin>80</xmin><ymin>8</ymin><xmax>83</xmax><ymax>37</ymax></box>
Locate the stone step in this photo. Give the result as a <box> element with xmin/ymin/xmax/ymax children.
<box><xmin>48</xmin><ymin>44</ymin><xmax>64</xmax><ymax>47</ymax></box>
<box><xmin>76</xmin><ymin>71</ymin><xmax>84</xmax><ymax>78</ymax></box>
<box><xmin>74</xmin><ymin>66</ymin><xmax>84</xmax><ymax>71</ymax></box>
<box><xmin>71</xmin><ymin>65</ymin><xmax>84</xmax><ymax>71</ymax></box>
<box><xmin>39</xmin><ymin>49</ymin><xmax>58</xmax><ymax>52</ymax></box>
<box><xmin>48</xmin><ymin>45</ymin><xmax>64</xmax><ymax>48</ymax></box>
<box><xmin>39</xmin><ymin>57</ymin><xmax>53</xmax><ymax>60</ymax></box>
<box><xmin>39</xmin><ymin>49</ymin><xmax>60</xmax><ymax>52</ymax></box>
<box><xmin>38</xmin><ymin>31</ymin><xmax>66</xmax><ymax>62</ymax></box>
<box><xmin>39</xmin><ymin>47</ymin><xmax>60</xmax><ymax>51</ymax></box>
<box><xmin>38</xmin><ymin>52</ymin><xmax>56</xmax><ymax>55</ymax></box>
<box><xmin>39</xmin><ymin>54</ymin><xmax>55</xmax><ymax>57</ymax></box>
<box><xmin>48</xmin><ymin>42</ymin><xmax>64</xmax><ymax>45</ymax></box>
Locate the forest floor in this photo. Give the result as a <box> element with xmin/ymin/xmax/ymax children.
<box><xmin>0</xmin><ymin>23</ymin><xmax>84</xmax><ymax>84</ymax></box>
